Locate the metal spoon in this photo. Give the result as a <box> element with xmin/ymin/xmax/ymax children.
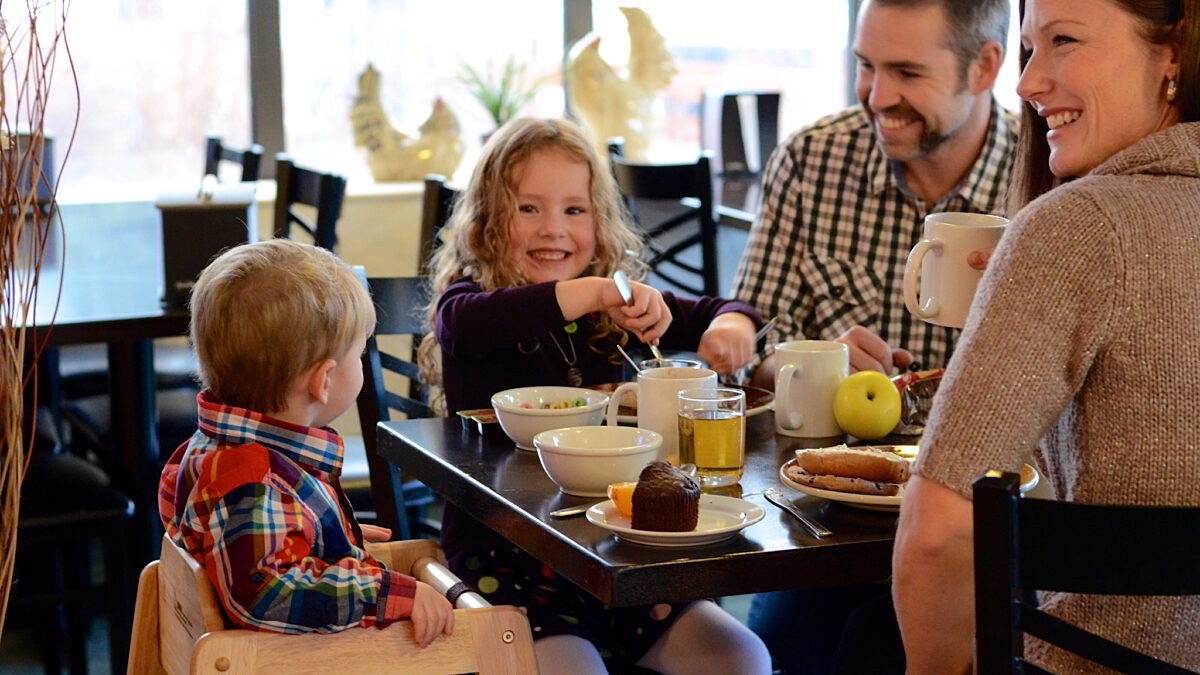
<box><xmin>615</xmin><ymin>343</ymin><xmax>642</xmax><ymax>373</ymax></box>
<box><xmin>613</xmin><ymin>270</ymin><xmax>667</xmax><ymax>362</ymax></box>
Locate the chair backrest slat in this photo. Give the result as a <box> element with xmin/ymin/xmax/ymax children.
<box><xmin>273</xmin><ymin>154</ymin><xmax>347</xmax><ymax>251</ymax></box>
<box><xmin>973</xmin><ymin>472</ymin><xmax>1200</xmax><ymax>674</ymax></box>
<box><xmin>204</xmin><ymin>134</ymin><xmax>263</xmax><ymax>183</ymax></box>
<box><xmin>419</xmin><ymin>174</ymin><xmax>459</xmax><ymax>275</ymax></box>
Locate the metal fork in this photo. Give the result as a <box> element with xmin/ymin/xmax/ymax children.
<box><xmin>763</xmin><ymin>487</ymin><xmax>833</xmax><ymax>538</ymax></box>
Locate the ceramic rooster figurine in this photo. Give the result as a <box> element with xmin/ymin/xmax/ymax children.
<box><xmin>351</xmin><ymin>63</ymin><xmax>465</xmax><ymax>182</ymax></box>
<box><xmin>566</xmin><ymin>7</ymin><xmax>677</xmax><ymax>160</ymax></box>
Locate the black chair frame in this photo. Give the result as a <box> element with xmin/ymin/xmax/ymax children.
<box><xmin>608</xmin><ymin>145</ymin><xmax>720</xmax><ymax>297</ymax></box>
<box><xmin>273</xmin><ymin>154</ymin><xmax>347</xmax><ymax>252</ymax></box>
<box><xmin>419</xmin><ymin>174</ymin><xmax>459</xmax><ymax>275</ymax></box>
<box><xmin>355</xmin><ymin>276</ymin><xmax>437</xmax><ymax>541</ymax></box>
<box><xmin>204</xmin><ymin>134</ymin><xmax>264</xmax><ymax>183</ymax></box>
<box><xmin>973</xmin><ymin>471</ymin><xmax>1200</xmax><ymax>675</ymax></box>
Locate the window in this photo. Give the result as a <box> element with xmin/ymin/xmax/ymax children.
<box><xmin>278</xmin><ymin>0</ymin><xmax>564</xmax><ymax>183</ymax></box>
<box><xmin>42</xmin><ymin>1</ymin><xmax>250</xmax><ymax>200</ymax></box>
<box><xmin>590</xmin><ymin>1</ymin><xmax>851</xmax><ymax>161</ymax></box>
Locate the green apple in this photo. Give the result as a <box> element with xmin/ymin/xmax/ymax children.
<box><xmin>833</xmin><ymin>371</ymin><xmax>902</xmax><ymax>440</ymax></box>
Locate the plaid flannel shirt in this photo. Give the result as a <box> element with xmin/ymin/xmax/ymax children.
<box><xmin>159</xmin><ymin>390</ymin><xmax>416</xmax><ymax>633</ymax></box>
<box><xmin>732</xmin><ymin>100</ymin><xmax>1018</xmax><ymax>370</ymax></box>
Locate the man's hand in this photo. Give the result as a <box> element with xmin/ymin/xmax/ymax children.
<box><xmin>836</xmin><ymin>326</ymin><xmax>913</xmax><ymax>374</ymax></box>
<box><xmin>409</xmin><ymin>581</ymin><xmax>454</xmax><ymax>648</ymax></box>
<box><xmin>697</xmin><ymin>313</ymin><xmax>757</xmax><ymax>375</ymax></box>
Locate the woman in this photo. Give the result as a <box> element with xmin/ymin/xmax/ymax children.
<box><xmin>893</xmin><ymin>0</ymin><xmax>1200</xmax><ymax>672</ymax></box>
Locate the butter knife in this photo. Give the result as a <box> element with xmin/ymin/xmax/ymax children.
<box><xmin>763</xmin><ymin>487</ymin><xmax>833</xmax><ymax>538</ymax></box>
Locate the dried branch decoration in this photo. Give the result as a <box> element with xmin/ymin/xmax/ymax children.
<box><xmin>0</xmin><ymin>0</ymin><xmax>76</xmax><ymax>640</ymax></box>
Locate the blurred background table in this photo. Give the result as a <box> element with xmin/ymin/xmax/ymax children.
<box><xmin>378</xmin><ymin>412</ymin><xmax>897</xmax><ymax>607</ymax></box>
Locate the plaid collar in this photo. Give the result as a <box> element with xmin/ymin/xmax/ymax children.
<box><xmin>868</xmin><ymin>97</ymin><xmax>1017</xmax><ymax>211</ymax></box>
<box><xmin>195</xmin><ymin>389</ymin><xmax>344</xmax><ymax>475</ymax></box>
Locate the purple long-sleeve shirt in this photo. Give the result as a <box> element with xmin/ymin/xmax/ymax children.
<box><xmin>435</xmin><ymin>278</ymin><xmax>763</xmax><ymax>414</ymax></box>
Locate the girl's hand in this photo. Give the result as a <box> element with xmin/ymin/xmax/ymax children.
<box><xmin>607</xmin><ymin>279</ymin><xmax>672</xmax><ymax>345</ymax></box>
<box><xmin>409</xmin><ymin>581</ymin><xmax>454</xmax><ymax>648</ymax></box>
<box><xmin>698</xmin><ymin>313</ymin><xmax>757</xmax><ymax>375</ymax></box>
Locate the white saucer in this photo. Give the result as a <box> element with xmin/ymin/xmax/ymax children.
<box><xmin>585</xmin><ymin>494</ymin><xmax>764</xmax><ymax>547</ymax></box>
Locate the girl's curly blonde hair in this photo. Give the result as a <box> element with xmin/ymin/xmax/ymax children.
<box><xmin>418</xmin><ymin>117</ymin><xmax>647</xmax><ymax>413</ymax></box>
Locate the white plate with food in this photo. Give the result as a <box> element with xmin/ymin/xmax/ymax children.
<box><xmin>779</xmin><ymin>455</ymin><xmax>1039</xmax><ymax>512</ymax></box>
<box><xmin>587</xmin><ymin>382</ymin><xmax>774</xmax><ymax>424</ymax></box>
<box><xmin>585</xmin><ymin>494</ymin><xmax>765</xmax><ymax>547</ymax></box>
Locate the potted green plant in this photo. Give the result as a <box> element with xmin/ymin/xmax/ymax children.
<box><xmin>457</xmin><ymin>55</ymin><xmax>551</xmax><ymax>133</ymax></box>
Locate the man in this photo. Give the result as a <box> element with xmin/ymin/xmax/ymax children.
<box><xmin>735</xmin><ymin>1</ymin><xmax>1014</xmax><ymax>673</ymax></box>
<box><xmin>733</xmin><ymin>0</ymin><xmax>1015</xmax><ymax>383</ymax></box>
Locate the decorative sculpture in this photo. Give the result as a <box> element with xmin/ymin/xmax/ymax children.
<box><xmin>350</xmin><ymin>63</ymin><xmax>465</xmax><ymax>182</ymax></box>
<box><xmin>566</xmin><ymin>7</ymin><xmax>677</xmax><ymax>161</ymax></box>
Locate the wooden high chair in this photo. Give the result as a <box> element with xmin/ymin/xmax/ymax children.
<box><xmin>127</xmin><ymin>535</ymin><xmax>537</xmax><ymax>674</ymax></box>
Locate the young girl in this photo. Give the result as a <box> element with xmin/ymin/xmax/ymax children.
<box><xmin>419</xmin><ymin>117</ymin><xmax>771</xmax><ymax>674</ymax></box>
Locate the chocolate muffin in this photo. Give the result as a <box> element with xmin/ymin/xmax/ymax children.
<box><xmin>631</xmin><ymin>461</ymin><xmax>701</xmax><ymax>532</ymax></box>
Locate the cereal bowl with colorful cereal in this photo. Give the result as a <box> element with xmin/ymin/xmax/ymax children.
<box><xmin>491</xmin><ymin>386</ymin><xmax>611</xmax><ymax>451</ymax></box>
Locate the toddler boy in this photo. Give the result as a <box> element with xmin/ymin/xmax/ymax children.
<box><xmin>158</xmin><ymin>239</ymin><xmax>452</xmax><ymax>645</ymax></box>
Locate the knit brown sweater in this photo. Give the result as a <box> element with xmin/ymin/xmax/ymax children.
<box><xmin>915</xmin><ymin>122</ymin><xmax>1200</xmax><ymax>672</ymax></box>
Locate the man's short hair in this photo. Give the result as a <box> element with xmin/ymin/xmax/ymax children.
<box><xmin>189</xmin><ymin>239</ymin><xmax>375</xmax><ymax>414</ymax></box>
<box><xmin>874</xmin><ymin>0</ymin><xmax>1010</xmax><ymax>80</ymax></box>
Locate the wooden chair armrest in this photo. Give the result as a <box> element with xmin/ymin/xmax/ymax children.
<box><xmin>365</xmin><ymin>538</ymin><xmax>446</xmax><ymax>572</ymax></box>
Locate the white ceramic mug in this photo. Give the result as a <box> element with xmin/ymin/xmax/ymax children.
<box><xmin>903</xmin><ymin>212</ymin><xmax>1008</xmax><ymax>328</ymax></box>
<box><xmin>774</xmin><ymin>340</ymin><xmax>849</xmax><ymax>438</ymax></box>
<box><xmin>606</xmin><ymin>366</ymin><xmax>717</xmax><ymax>462</ymax></box>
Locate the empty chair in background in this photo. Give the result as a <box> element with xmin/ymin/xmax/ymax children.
<box><xmin>203</xmin><ymin>134</ymin><xmax>264</xmax><ymax>183</ymax></box>
<box><xmin>608</xmin><ymin>142</ymin><xmax>720</xmax><ymax>298</ymax></box>
<box><xmin>273</xmin><ymin>153</ymin><xmax>347</xmax><ymax>251</ymax></box>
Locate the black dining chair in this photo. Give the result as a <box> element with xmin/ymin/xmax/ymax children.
<box><xmin>418</xmin><ymin>174</ymin><xmax>459</xmax><ymax>275</ymax></box>
<box><xmin>351</xmin><ymin>275</ymin><xmax>439</xmax><ymax>541</ymax></box>
<box><xmin>204</xmin><ymin>134</ymin><xmax>264</xmax><ymax>183</ymax></box>
<box><xmin>273</xmin><ymin>154</ymin><xmax>347</xmax><ymax>252</ymax></box>
<box><xmin>973</xmin><ymin>471</ymin><xmax>1200</xmax><ymax>674</ymax></box>
<box><xmin>12</xmin><ymin>405</ymin><xmax>134</xmax><ymax>675</ymax></box>
<box><xmin>608</xmin><ymin>142</ymin><xmax>721</xmax><ymax>297</ymax></box>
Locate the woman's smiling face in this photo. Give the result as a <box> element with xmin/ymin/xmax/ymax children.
<box><xmin>1017</xmin><ymin>0</ymin><xmax>1179</xmax><ymax>177</ymax></box>
<box><xmin>506</xmin><ymin>148</ymin><xmax>596</xmax><ymax>284</ymax></box>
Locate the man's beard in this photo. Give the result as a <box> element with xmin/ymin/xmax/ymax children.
<box><xmin>866</xmin><ymin>103</ymin><xmax>955</xmax><ymax>161</ymax></box>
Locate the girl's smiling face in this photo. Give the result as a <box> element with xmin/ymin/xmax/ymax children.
<box><xmin>1017</xmin><ymin>0</ymin><xmax>1178</xmax><ymax>177</ymax></box>
<box><xmin>507</xmin><ymin>148</ymin><xmax>597</xmax><ymax>284</ymax></box>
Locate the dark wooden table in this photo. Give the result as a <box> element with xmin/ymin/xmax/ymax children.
<box><xmin>378</xmin><ymin>412</ymin><xmax>899</xmax><ymax>607</ymax></box>
<box><xmin>30</xmin><ymin>202</ymin><xmax>189</xmax><ymax>566</ymax></box>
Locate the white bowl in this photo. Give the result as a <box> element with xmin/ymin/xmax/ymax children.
<box><xmin>491</xmin><ymin>386</ymin><xmax>610</xmax><ymax>451</ymax></box>
<box><xmin>533</xmin><ymin>426</ymin><xmax>663</xmax><ymax>497</ymax></box>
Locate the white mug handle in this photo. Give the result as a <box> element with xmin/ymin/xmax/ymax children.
<box><xmin>903</xmin><ymin>238</ymin><xmax>942</xmax><ymax>319</ymax></box>
<box><xmin>606</xmin><ymin>382</ymin><xmax>638</xmax><ymax>426</ymax></box>
<box><xmin>776</xmin><ymin>362</ymin><xmax>803</xmax><ymax>430</ymax></box>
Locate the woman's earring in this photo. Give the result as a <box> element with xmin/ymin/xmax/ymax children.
<box><xmin>1167</xmin><ymin>79</ymin><xmax>1178</xmax><ymax>103</ymax></box>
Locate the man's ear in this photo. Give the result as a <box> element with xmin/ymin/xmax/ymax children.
<box><xmin>969</xmin><ymin>40</ymin><xmax>1004</xmax><ymax>95</ymax></box>
<box><xmin>306</xmin><ymin>358</ymin><xmax>337</xmax><ymax>405</ymax></box>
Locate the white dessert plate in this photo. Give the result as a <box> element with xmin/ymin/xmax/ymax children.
<box><xmin>587</xmin><ymin>382</ymin><xmax>774</xmax><ymax>424</ymax></box>
<box><xmin>585</xmin><ymin>494</ymin><xmax>765</xmax><ymax>547</ymax></box>
<box><xmin>778</xmin><ymin>458</ymin><xmax>1039</xmax><ymax>512</ymax></box>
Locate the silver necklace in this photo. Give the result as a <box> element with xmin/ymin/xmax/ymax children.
<box><xmin>546</xmin><ymin>330</ymin><xmax>583</xmax><ymax>386</ymax></box>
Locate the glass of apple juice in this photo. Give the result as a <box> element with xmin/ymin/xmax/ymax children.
<box><xmin>677</xmin><ymin>387</ymin><xmax>746</xmax><ymax>487</ymax></box>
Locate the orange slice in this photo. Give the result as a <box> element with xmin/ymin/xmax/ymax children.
<box><xmin>607</xmin><ymin>481</ymin><xmax>636</xmax><ymax>518</ymax></box>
